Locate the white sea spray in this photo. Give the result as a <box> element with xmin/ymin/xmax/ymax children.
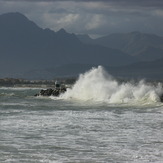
<box><xmin>61</xmin><ymin>66</ymin><xmax>163</xmax><ymax>104</ymax></box>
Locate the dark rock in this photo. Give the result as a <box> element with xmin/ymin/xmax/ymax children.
<box><xmin>160</xmin><ymin>94</ymin><xmax>163</xmax><ymax>102</ymax></box>
<box><xmin>35</xmin><ymin>87</ymin><xmax>67</xmax><ymax>97</ymax></box>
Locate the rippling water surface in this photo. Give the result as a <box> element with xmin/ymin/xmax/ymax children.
<box><xmin>0</xmin><ymin>87</ymin><xmax>163</xmax><ymax>163</ymax></box>
<box><xmin>1</xmin><ymin>67</ymin><xmax>163</xmax><ymax>162</ymax></box>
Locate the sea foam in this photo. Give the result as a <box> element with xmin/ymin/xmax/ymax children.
<box><xmin>61</xmin><ymin>66</ymin><xmax>163</xmax><ymax>104</ymax></box>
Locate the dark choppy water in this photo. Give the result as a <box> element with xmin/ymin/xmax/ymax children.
<box><xmin>0</xmin><ymin>87</ymin><xmax>163</xmax><ymax>163</ymax></box>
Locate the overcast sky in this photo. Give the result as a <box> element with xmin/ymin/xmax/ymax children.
<box><xmin>0</xmin><ymin>0</ymin><xmax>163</xmax><ymax>37</ymax></box>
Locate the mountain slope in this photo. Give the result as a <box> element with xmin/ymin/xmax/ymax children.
<box><xmin>78</xmin><ymin>31</ymin><xmax>163</xmax><ymax>62</ymax></box>
<box><xmin>0</xmin><ymin>12</ymin><xmax>136</xmax><ymax>78</ymax></box>
<box><xmin>21</xmin><ymin>58</ymin><xmax>163</xmax><ymax>80</ymax></box>
<box><xmin>107</xmin><ymin>58</ymin><xmax>163</xmax><ymax>79</ymax></box>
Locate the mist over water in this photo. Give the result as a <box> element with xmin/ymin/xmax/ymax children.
<box><xmin>61</xmin><ymin>66</ymin><xmax>163</xmax><ymax>104</ymax></box>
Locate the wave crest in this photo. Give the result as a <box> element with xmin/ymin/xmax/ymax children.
<box><xmin>61</xmin><ymin>66</ymin><xmax>163</xmax><ymax>104</ymax></box>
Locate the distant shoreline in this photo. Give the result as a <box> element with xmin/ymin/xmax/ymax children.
<box><xmin>0</xmin><ymin>77</ymin><xmax>76</xmax><ymax>87</ymax></box>
<box><xmin>0</xmin><ymin>77</ymin><xmax>163</xmax><ymax>88</ymax></box>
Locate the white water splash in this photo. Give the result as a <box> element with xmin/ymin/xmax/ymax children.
<box><xmin>61</xmin><ymin>66</ymin><xmax>163</xmax><ymax>104</ymax></box>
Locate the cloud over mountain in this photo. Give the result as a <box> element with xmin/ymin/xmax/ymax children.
<box><xmin>0</xmin><ymin>12</ymin><xmax>136</xmax><ymax>78</ymax></box>
<box><xmin>0</xmin><ymin>0</ymin><xmax>163</xmax><ymax>37</ymax></box>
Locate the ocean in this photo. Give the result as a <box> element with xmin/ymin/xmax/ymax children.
<box><xmin>0</xmin><ymin>66</ymin><xmax>163</xmax><ymax>163</ymax></box>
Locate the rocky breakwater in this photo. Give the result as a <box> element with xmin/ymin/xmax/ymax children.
<box><xmin>34</xmin><ymin>87</ymin><xmax>67</xmax><ymax>97</ymax></box>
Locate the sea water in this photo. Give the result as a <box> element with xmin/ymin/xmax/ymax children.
<box><xmin>0</xmin><ymin>66</ymin><xmax>163</xmax><ymax>163</ymax></box>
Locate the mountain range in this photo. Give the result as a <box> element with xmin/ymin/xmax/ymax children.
<box><xmin>0</xmin><ymin>12</ymin><xmax>135</xmax><ymax>78</ymax></box>
<box><xmin>0</xmin><ymin>12</ymin><xmax>163</xmax><ymax>80</ymax></box>
<box><xmin>77</xmin><ymin>32</ymin><xmax>163</xmax><ymax>62</ymax></box>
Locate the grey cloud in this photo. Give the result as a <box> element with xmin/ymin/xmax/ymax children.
<box><xmin>1</xmin><ymin>0</ymin><xmax>163</xmax><ymax>6</ymax></box>
<box><xmin>0</xmin><ymin>0</ymin><xmax>163</xmax><ymax>37</ymax></box>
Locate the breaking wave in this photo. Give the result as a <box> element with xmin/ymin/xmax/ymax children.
<box><xmin>61</xmin><ymin>66</ymin><xmax>163</xmax><ymax>104</ymax></box>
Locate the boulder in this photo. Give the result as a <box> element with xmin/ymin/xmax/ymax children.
<box><xmin>34</xmin><ymin>87</ymin><xmax>66</xmax><ymax>97</ymax></box>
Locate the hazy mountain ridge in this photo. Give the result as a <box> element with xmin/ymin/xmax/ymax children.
<box><xmin>78</xmin><ymin>31</ymin><xmax>163</xmax><ymax>61</ymax></box>
<box><xmin>22</xmin><ymin>58</ymin><xmax>163</xmax><ymax>80</ymax></box>
<box><xmin>106</xmin><ymin>58</ymin><xmax>163</xmax><ymax>80</ymax></box>
<box><xmin>0</xmin><ymin>12</ymin><xmax>163</xmax><ymax>79</ymax></box>
<box><xmin>0</xmin><ymin>12</ymin><xmax>137</xmax><ymax>79</ymax></box>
